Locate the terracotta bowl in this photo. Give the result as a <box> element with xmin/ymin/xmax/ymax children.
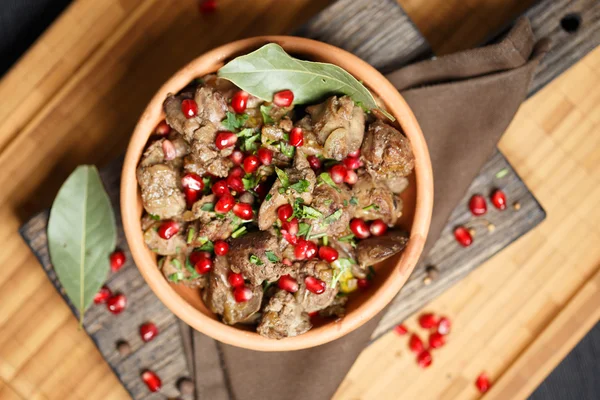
<box><xmin>121</xmin><ymin>36</ymin><xmax>433</xmax><ymax>351</ymax></box>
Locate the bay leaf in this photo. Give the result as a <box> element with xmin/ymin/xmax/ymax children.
<box><xmin>48</xmin><ymin>165</ymin><xmax>116</xmax><ymax>323</ymax></box>
<box><xmin>218</xmin><ymin>43</ymin><xmax>393</xmax><ymax>120</ymax></box>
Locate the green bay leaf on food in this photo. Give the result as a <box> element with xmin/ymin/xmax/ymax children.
<box><xmin>218</xmin><ymin>43</ymin><xmax>393</xmax><ymax>119</ymax></box>
<box><xmin>47</xmin><ymin>165</ymin><xmax>116</xmax><ymax>322</ymax></box>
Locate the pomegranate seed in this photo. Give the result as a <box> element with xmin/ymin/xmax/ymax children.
<box><xmin>234</xmin><ymin>286</ymin><xmax>254</xmax><ymax>302</ymax></box>
<box><xmin>429</xmin><ymin>332</ymin><xmax>445</xmax><ymax>349</ymax></box>
<box><xmin>185</xmin><ymin>188</ymin><xmax>199</xmax><ymax>208</ymax></box>
<box><xmin>306</xmin><ymin>241</ymin><xmax>317</xmax><ymax>259</ymax></box>
<box><xmin>162</xmin><ymin>139</ymin><xmax>176</xmax><ymax>161</ymax></box>
<box><xmin>229</xmin><ymin>149</ymin><xmax>244</xmax><ymax>165</ymax></box>
<box><xmin>475</xmin><ymin>373</ymin><xmax>491</xmax><ymax>393</ymax></box>
<box><xmin>393</xmin><ymin>324</ymin><xmax>408</xmax><ymax>335</ymax></box>
<box><xmin>227</xmin><ymin>175</ymin><xmax>244</xmax><ymax>193</ymax></box>
<box><xmin>357</xmin><ymin>278</ymin><xmax>370</xmax><ymax>290</ymax></box>
<box><xmin>289</xmin><ymin>127</ymin><xmax>304</xmax><ymax>147</ymax></box>
<box><xmin>253</xmin><ymin>181</ymin><xmax>269</xmax><ymax>200</ymax></box>
<box><xmin>110</xmin><ymin>250</ymin><xmax>126</xmax><ymax>272</ymax></box>
<box><xmin>348</xmin><ymin>149</ymin><xmax>361</xmax><ymax>158</ymax></box>
<box><xmin>107</xmin><ymin>294</ymin><xmax>127</xmax><ymax>314</ymax></box>
<box><xmin>350</xmin><ymin>218</ymin><xmax>370</xmax><ymax>239</ymax></box>
<box><xmin>278</xmin><ymin>274</ymin><xmax>299</xmax><ymax>293</ymax></box>
<box><xmin>189</xmin><ymin>251</ymin><xmax>211</xmax><ymax>265</ymax></box>
<box><xmin>282</xmin><ymin>258</ymin><xmax>292</xmax><ymax>266</ymax></box>
<box><xmin>491</xmin><ymin>189</ymin><xmax>507</xmax><ymax>210</ymax></box>
<box><xmin>257</xmin><ymin>147</ymin><xmax>273</xmax><ymax>165</ymax></box>
<box><xmin>344</xmin><ymin>170</ymin><xmax>358</xmax><ymax>185</ymax></box>
<box><xmin>181</xmin><ymin>99</ymin><xmax>198</xmax><ymax>118</ymax></box>
<box><xmin>294</xmin><ymin>239</ymin><xmax>310</xmax><ymax>260</ymax></box>
<box><xmin>228</xmin><ymin>272</ymin><xmax>244</xmax><ymax>288</ymax></box>
<box><xmin>277</xmin><ymin>204</ymin><xmax>293</xmax><ymax>222</ymax></box>
<box><xmin>141</xmin><ymin>370</ymin><xmax>162</xmax><ymax>393</ymax></box>
<box><xmin>454</xmin><ymin>226</ymin><xmax>473</xmax><ymax>247</ymax></box>
<box><xmin>215</xmin><ymin>132</ymin><xmax>238</xmax><ymax>150</ymax></box>
<box><xmin>155</xmin><ymin>121</ymin><xmax>171</xmax><ymax>136</ymax></box>
<box><xmin>212</xmin><ymin>180</ymin><xmax>230</xmax><ymax>196</ymax></box>
<box><xmin>418</xmin><ymin>313</ymin><xmax>438</xmax><ymax>329</ymax></box>
<box><xmin>233</xmin><ymin>202</ymin><xmax>253</xmax><ymax>220</ymax></box>
<box><xmin>305</xmin><ymin>276</ymin><xmax>326</xmax><ymax>294</ymax></box>
<box><xmin>318</xmin><ymin>246</ymin><xmax>339</xmax><ymax>262</ymax></box>
<box><xmin>409</xmin><ymin>333</ymin><xmax>424</xmax><ymax>353</ymax></box>
<box><xmin>195</xmin><ymin>257</ymin><xmax>213</xmax><ymax>274</ymax></box>
<box><xmin>308</xmin><ymin>311</ymin><xmax>318</xmax><ymax>318</ymax></box>
<box><xmin>369</xmin><ymin>219</ymin><xmax>387</xmax><ymax>236</ymax></box>
<box><xmin>182</xmin><ymin>173</ymin><xmax>204</xmax><ymax>191</ymax></box>
<box><xmin>243</xmin><ymin>155</ymin><xmax>260</xmax><ymax>173</ymax></box>
<box><xmin>231</xmin><ymin>90</ymin><xmax>248</xmax><ymax>113</ymax></box>
<box><xmin>140</xmin><ymin>322</ymin><xmax>159</xmax><ymax>342</ymax></box>
<box><xmin>273</xmin><ymin>89</ymin><xmax>294</xmax><ymax>107</ymax></box>
<box><xmin>329</xmin><ymin>164</ymin><xmax>347</xmax><ymax>184</ymax></box>
<box><xmin>307</xmin><ymin>155</ymin><xmax>322</xmax><ymax>170</ymax></box>
<box><xmin>158</xmin><ymin>221</ymin><xmax>179</xmax><ymax>240</ymax></box>
<box><xmin>94</xmin><ymin>285</ymin><xmax>112</xmax><ymax>304</ymax></box>
<box><xmin>469</xmin><ymin>194</ymin><xmax>487</xmax><ymax>216</ymax></box>
<box><xmin>438</xmin><ymin>316</ymin><xmax>451</xmax><ymax>335</ymax></box>
<box><xmin>281</xmin><ymin>230</ymin><xmax>298</xmax><ymax>245</ymax></box>
<box><xmin>282</xmin><ymin>217</ymin><xmax>299</xmax><ymax>235</ymax></box>
<box><xmin>215</xmin><ymin>193</ymin><xmax>235</xmax><ymax>213</ymax></box>
<box><xmin>229</xmin><ymin>166</ymin><xmax>244</xmax><ymax>178</ymax></box>
<box><xmin>343</xmin><ymin>157</ymin><xmax>361</xmax><ymax>170</ymax></box>
<box><xmin>416</xmin><ymin>350</ymin><xmax>433</xmax><ymax>368</ymax></box>
<box><xmin>214</xmin><ymin>240</ymin><xmax>229</xmax><ymax>256</ymax></box>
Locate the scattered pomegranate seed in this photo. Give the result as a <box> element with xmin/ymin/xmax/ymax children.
<box><xmin>212</xmin><ymin>180</ymin><xmax>230</xmax><ymax>196</ymax></box>
<box><xmin>329</xmin><ymin>164</ymin><xmax>347</xmax><ymax>184</ymax></box>
<box><xmin>189</xmin><ymin>251</ymin><xmax>211</xmax><ymax>265</ymax></box>
<box><xmin>454</xmin><ymin>226</ymin><xmax>473</xmax><ymax>247</ymax></box>
<box><xmin>437</xmin><ymin>316</ymin><xmax>451</xmax><ymax>335</ymax></box>
<box><xmin>305</xmin><ymin>276</ymin><xmax>326</xmax><ymax>294</ymax></box>
<box><xmin>215</xmin><ymin>132</ymin><xmax>238</xmax><ymax>150</ymax></box>
<box><xmin>234</xmin><ymin>286</ymin><xmax>254</xmax><ymax>302</ymax></box>
<box><xmin>227</xmin><ymin>174</ymin><xmax>244</xmax><ymax>193</ymax></box>
<box><xmin>357</xmin><ymin>278</ymin><xmax>370</xmax><ymax>290</ymax></box>
<box><xmin>475</xmin><ymin>373</ymin><xmax>491</xmax><ymax>393</ymax></box>
<box><xmin>393</xmin><ymin>324</ymin><xmax>408</xmax><ymax>335</ymax></box>
<box><xmin>233</xmin><ymin>202</ymin><xmax>253</xmax><ymax>220</ymax></box>
<box><xmin>408</xmin><ymin>333</ymin><xmax>424</xmax><ymax>353</ymax></box>
<box><xmin>230</xmin><ymin>150</ymin><xmax>244</xmax><ymax>166</ymax></box>
<box><xmin>141</xmin><ymin>370</ymin><xmax>162</xmax><ymax>393</ymax></box>
<box><xmin>228</xmin><ymin>272</ymin><xmax>244</xmax><ymax>288</ymax></box>
<box><xmin>94</xmin><ymin>285</ymin><xmax>112</xmax><ymax>304</ymax></box>
<box><xmin>469</xmin><ymin>194</ymin><xmax>487</xmax><ymax>216</ymax></box>
<box><xmin>215</xmin><ymin>193</ymin><xmax>235</xmax><ymax>214</ymax></box>
<box><xmin>140</xmin><ymin>322</ymin><xmax>159</xmax><ymax>342</ymax></box>
<box><xmin>318</xmin><ymin>246</ymin><xmax>339</xmax><ymax>262</ymax></box>
<box><xmin>307</xmin><ymin>155</ymin><xmax>322</xmax><ymax>170</ymax></box>
<box><xmin>110</xmin><ymin>250</ymin><xmax>126</xmax><ymax>272</ymax></box>
<box><xmin>195</xmin><ymin>257</ymin><xmax>213</xmax><ymax>274</ymax></box>
<box><xmin>418</xmin><ymin>313</ymin><xmax>438</xmax><ymax>329</ymax></box>
<box><xmin>181</xmin><ymin>99</ymin><xmax>198</xmax><ymax>118</ymax></box>
<box><xmin>182</xmin><ymin>173</ymin><xmax>204</xmax><ymax>191</ymax></box>
<box><xmin>350</xmin><ymin>218</ymin><xmax>371</xmax><ymax>239</ymax></box>
<box><xmin>416</xmin><ymin>350</ymin><xmax>433</xmax><ymax>368</ymax></box>
<box><xmin>158</xmin><ymin>221</ymin><xmax>179</xmax><ymax>240</ymax></box>
<box><xmin>282</xmin><ymin>258</ymin><xmax>292</xmax><ymax>266</ymax></box>
<box><xmin>294</xmin><ymin>239</ymin><xmax>310</xmax><ymax>260</ymax></box>
<box><xmin>243</xmin><ymin>155</ymin><xmax>260</xmax><ymax>173</ymax></box>
<box><xmin>281</xmin><ymin>217</ymin><xmax>299</xmax><ymax>235</ymax></box>
<box><xmin>257</xmin><ymin>147</ymin><xmax>273</xmax><ymax>165</ymax></box>
<box><xmin>369</xmin><ymin>219</ymin><xmax>388</xmax><ymax>236</ymax></box>
<box><xmin>107</xmin><ymin>294</ymin><xmax>127</xmax><ymax>314</ymax></box>
<box><xmin>289</xmin><ymin>127</ymin><xmax>304</xmax><ymax>147</ymax></box>
<box><xmin>278</xmin><ymin>274</ymin><xmax>299</xmax><ymax>293</ymax></box>
<box><xmin>343</xmin><ymin>157</ymin><xmax>361</xmax><ymax>170</ymax></box>
<box><xmin>162</xmin><ymin>139</ymin><xmax>176</xmax><ymax>161</ymax></box>
<box><xmin>185</xmin><ymin>188</ymin><xmax>199</xmax><ymax>208</ymax></box>
<box><xmin>281</xmin><ymin>230</ymin><xmax>298</xmax><ymax>245</ymax></box>
<box><xmin>253</xmin><ymin>181</ymin><xmax>269</xmax><ymax>200</ymax></box>
<box><xmin>155</xmin><ymin>121</ymin><xmax>171</xmax><ymax>136</ymax></box>
<box><xmin>273</xmin><ymin>89</ymin><xmax>294</xmax><ymax>107</ymax></box>
<box><xmin>231</xmin><ymin>90</ymin><xmax>248</xmax><ymax>113</ymax></box>
<box><xmin>348</xmin><ymin>149</ymin><xmax>361</xmax><ymax>158</ymax></box>
<box><xmin>491</xmin><ymin>189</ymin><xmax>507</xmax><ymax>210</ymax></box>
<box><xmin>214</xmin><ymin>240</ymin><xmax>229</xmax><ymax>256</ymax></box>
<box><xmin>277</xmin><ymin>204</ymin><xmax>294</xmax><ymax>222</ymax></box>
<box><xmin>344</xmin><ymin>170</ymin><xmax>358</xmax><ymax>185</ymax></box>
<box><xmin>306</xmin><ymin>241</ymin><xmax>318</xmax><ymax>259</ymax></box>
<box><xmin>429</xmin><ymin>332</ymin><xmax>445</xmax><ymax>349</ymax></box>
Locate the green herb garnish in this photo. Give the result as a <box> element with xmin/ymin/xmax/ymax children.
<box><xmin>222</xmin><ymin>111</ymin><xmax>249</xmax><ymax>131</ymax></box>
<box><xmin>338</xmin><ymin>233</ymin><xmax>355</xmax><ymax>242</ymax></box>
<box><xmin>242</xmin><ymin>174</ymin><xmax>260</xmax><ymax>190</ymax></box>
<box><xmin>249</xmin><ymin>254</ymin><xmax>264</xmax><ymax>265</ymax></box>
<box><xmin>200</xmin><ymin>203</ymin><xmax>215</xmax><ymax>212</ymax></box>
<box><xmin>323</xmin><ymin>209</ymin><xmax>343</xmax><ymax>224</ymax></box>
<box><xmin>318</xmin><ymin>172</ymin><xmax>341</xmax><ymax>193</ymax></box>
<box><xmin>363</xmin><ymin>204</ymin><xmax>380</xmax><ymax>211</ymax></box>
<box><xmin>171</xmin><ymin>258</ymin><xmax>183</xmax><ymax>271</ymax></box>
<box><xmin>265</xmin><ymin>251</ymin><xmax>280</xmax><ymax>263</ymax></box>
<box><xmin>260</xmin><ymin>104</ymin><xmax>274</xmax><ymax>124</ymax></box>
<box><xmin>349</xmin><ymin>197</ymin><xmax>359</xmax><ymax>206</ymax></box>
<box><xmin>232</xmin><ymin>226</ymin><xmax>247</xmax><ymax>238</ymax></box>
<box><xmin>168</xmin><ymin>272</ymin><xmax>183</xmax><ymax>283</ymax></box>
<box><xmin>186</xmin><ymin>228</ymin><xmax>195</xmax><ymax>244</ymax></box>
<box><xmin>198</xmin><ymin>240</ymin><xmax>214</xmax><ymax>252</ymax></box>
<box><xmin>290</xmin><ymin>179</ymin><xmax>310</xmax><ymax>193</ymax></box>
<box><xmin>495</xmin><ymin>168</ymin><xmax>509</xmax><ymax>179</ymax></box>
<box><xmin>265</xmin><ymin>193</ymin><xmax>272</xmax><ymax>201</ymax></box>
<box><xmin>298</xmin><ymin>222</ymin><xmax>310</xmax><ymax>237</ymax></box>
<box><xmin>280</xmin><ymin>142</ymin><xmax>295</xmax><ymax>158</ymax></box>
<box><xmin>275</xmin><ymin>167</ymin><xmax>289</xmax><ymax>187</ymax></box>
<box><xmin>302</xmin><ymin>205</ymin><xmax>323</xmax><ymax>220</ymax></box>
<box><xmin>330</xmin><ymin>258</ymin><xmax>356</xmax><ymax>289</ymax></box>
<box><xmin>149</xmin><ymin>214</ymin><xmax>160</xmax><ymax>221</ymax></box>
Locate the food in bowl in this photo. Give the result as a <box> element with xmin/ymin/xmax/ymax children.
<box><xmin>136</xmin><ymin>44</ymin><xmax>415</xmax><ymax>339</ymax></box>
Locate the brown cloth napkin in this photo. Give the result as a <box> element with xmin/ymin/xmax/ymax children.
<box><xmin>188</xmin><ymin>17</ymin><xmax>549</xmax><ymax>400</ymax></box>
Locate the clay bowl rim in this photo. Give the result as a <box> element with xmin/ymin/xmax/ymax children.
<box><xmin>121</xmin><ymin>36</ymin><xmax>433</xmax><ymax>352</ymax></box>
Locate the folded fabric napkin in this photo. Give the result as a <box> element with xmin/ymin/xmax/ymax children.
<box><xmin>187</xmin><ymin>17</ymin><xmax>549</xmax><ymax>400</ymax></box>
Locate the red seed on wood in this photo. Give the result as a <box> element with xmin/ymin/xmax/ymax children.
<box><xmin>409</xmin><ymin>333</ymin><xmax>424</xmax><ymax>353</ymax></box>
<box><xmin>438</xmin><ymin>316</ymin><xmax>451</xmax><ymax>335</ymax></box>
<box><xmin>393</xmin><ymin>324</ymin><xmax>408</xmax><ymax>335</ymax></box>
<box><xmin>416</xmin><ymin>350</ymin><xmax>433</xmax><ymax>368</ymax></box>
<box><xmin>469</xmin><ymin>194</ymin><xmax>488</xmax><ymax>216</ymax></box>
<box><xmin>110</xmin><ymin>250</ymin><xmax>126</xmax><ymax>272</ymax></box>
<box><xmin>107</xmin><ymin>293</ymin><xmax>127</xmax><ymax>314</ymax></box>
<box><xmin>94</xmin><ymin>285</ymin><xmax>112</xmax><ymax>304</ymax></box>
<box><xmin>140</xmin><ymin>322</ymin><xmax>159</xmax><ymax>342</ymax></box>
<box><xmin>491</xmin><ymin>189</ymin><xmax>507</xmax><ymax>210</ymax></box>
<box><xmin>141</xmin><ymin>370</ymin><xmax>162</xmax><ymax>392</ymax></box>
<box><xmin>454</xmin><ymin>226</ymin><xmax>473</xmax><ymax>247</ymax></box>
<box><xmin>429</xmin><ymin>332</ymin><xmax>445</xmax><ymax>349</ymax></box>
<box><xmin>418</xmin><ymin>313</ymin><xmax>438</xmax><ymax>329</ymax></box>
<box><xmin>475</xmin><ymin>372</ymin><xmax>491</xmax><ymax>393</ymax></box>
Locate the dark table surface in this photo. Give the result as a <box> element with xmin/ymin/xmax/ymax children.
<box><xmin>3</xmin><ymin>1</ymin><xmax>598</xmax><ymax>399</ymax></box>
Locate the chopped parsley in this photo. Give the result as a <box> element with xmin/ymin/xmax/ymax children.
<box><xmin>222</xmin><ymin>111</ymin><xmax>248</xmax><ymax>131</ymax></box>
<box><xmin>168</xmin><ymin>272</ymin><xmax>184</xmax><ymax>283</ymax></box>
<box><xmin>318</xmin><ymin>172</ymin><xmax>341</xmax><ymax>193</ymax></box>
<box><xmin>198</xmin><ymin>240</ymin><xmax>214</xmax><ymax>252</ymax></box>
<box><xmin>186</xmin><ymin>227</ymin><xmax>195</xmax><ymax>244</ymax></box>
<box><xmin>171</xmin><ymin>258</ymin><xmax>183</xmax><ymax>271</ymax></box>
<box><xmin>349</xmin><ymin>197</ymin><xmax>359</xmax><ymax>206</ymax></box>
<box><xmin>236</xmin><ymin>128</ymin><xmax>254</xmax><ymax>138</ymax></box>
<box><xmin>265</xmin><ymin>193</ymin><xmax>272</xmax><ymax>201</ymax></box>
<box><xmin>289</xmin><ymin>179</ymin><xmax>310</xmax><ymax>193</ymax></box>
<box><xmin>275</xmin><ymin>167</ymin><xmax>289</xmax><ymax>187</ymax></box>
<box><xmin>302</xmin><ymin>205</ymin><xmax>323</xmax><ymax>220</ymax></box>
<box><xmin>297</xmin><ymin>222</ymin><xmax>310</xmax><ymax>237</ymax></box>
<box><xmin>265</xmin><ymin>251</ymin><xmax>280</xmax><ymax>263</ymax></box>
<box><xmin>338</xmin><ymin>233</ymin><xmax>355</xmax><ymax>242</ymax></box>
<box><xmin>322</xmin><ymin>236</ymin><xmax>328</xmax><ymax>246</ymax></box>
<box><xmin>231</xmin><ymin>226</ymin><xmax>247</xmax><ymax>238</ymax></box>
<box><xmin>363</xmin><ymin>204</ymin><xmax>380</xmax><ymax>211</ymax></box>
<box><xmin>149</xmin><ymin>214</ymin><xmax>160</xmax><ymax>221</ymax></box>
<box><xmin>185</xmin><ymin>256</ymin><xmax>201</xmax><ymax>278</ymax></box>
<box><xmin>249</xmin><ymin>254</ymin><xmax>264</xmax><ymax>265</ymax></box>
<box><xmin>243</xmin><ymin>133</ymin><xmax>261</xmax><ymax>152</ymax></box>
<box><xmin>242</xmin><ymin>174</ymin><xmax>260</xmax><ymax>190</ymax></box>
<box><xmin>200</xmin><ymin>203</ymin><xmax>215</xmax><ymax>212</ymax></box>
<box><xmin>308</xmin><ymin>232</ymin><xmax>327</xmax><ymax>239</ymax></box>
<box><xmin>323</xmin><ymin>209</ymin><xmax>343</xmax><ymax>224</ymax></box>
<box><xmin>330</xmin><ymin>258</ymin><xmax>356</xmax><ymax>289</ymax></box>
<box><xmin>343</xmin><ymin>200</ymin><xmax>348</xmax><ymax>206</ymax></box>
<box><xmin>323</xmin><ymin>199</ymin><xmax>333</xmax><ymax>206</ymax></box>
<box><xmin>260</xmin><ymin>105</ymin><xmax>274</xmax><ymax>124</ymax></box>
<box><xmin>280</xmin><ymin>142</ymin><xmax>295</xmax><ymax>158</ymax></box>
